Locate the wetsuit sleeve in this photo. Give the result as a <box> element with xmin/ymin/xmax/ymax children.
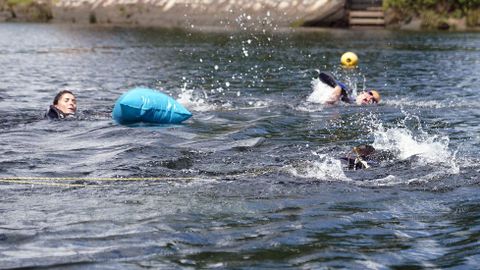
<box><xmin>337</xmin><ymin>81</ymin><xmax>353</xmax><ymax>104</ymax></box>
<box><xmin>319</xmin><ymin>72</ymin><xmax>338</xmax><ymax>88</ymax></box>
<box><xmin>320</xmin><ymin>73</ymin><xmax>353</xmax><ymax>104</ymax></box>
<box><xmin>45</xmin><ymin>105</ymin><xmax>64</xmax><ymax>119</ymax></box>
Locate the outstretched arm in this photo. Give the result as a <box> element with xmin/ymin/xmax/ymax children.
<box><xmin>319</xmin><ymin>72</ymin><xmax>352</xmax><ymax>104</ymax></box>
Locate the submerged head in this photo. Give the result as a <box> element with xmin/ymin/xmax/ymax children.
<box><xmin>53</xmin><ymin>90</ymin><xmax>77</xmax><ymax>115</ymax></box>
<box><xmin>353</xmin><ymin>145</ymin><xmax>376</xmax><ymax>158</ymax></box>
<box><xmin>356</xmin><ymin>90</ymin><xmax>381</xmax><ymax>105</ymax></box>
<box><xmin>343</xmin><ymin>144</ymin><xmax>376</xmax><ymax>170</ymax></box>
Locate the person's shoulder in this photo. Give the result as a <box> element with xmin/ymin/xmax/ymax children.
<box><xmin>45</xmin><ymin>105</ymin><xmax>64</xmax><ymax>119</ymax></box>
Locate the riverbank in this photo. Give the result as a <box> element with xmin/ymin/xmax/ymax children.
<box><xmin>0</xmin><ymin>0</ymin><xmax>479</xmax><ymax>31</ymax></box>
<box><xmin>384</xmin><ymin>0</ymin><xmax>480</xmax><ymax>31</ymax></box>
<box><xmin>0</xmin><ymin>0</ymin><xmax>346</xmax><ymax>28</ymax></box>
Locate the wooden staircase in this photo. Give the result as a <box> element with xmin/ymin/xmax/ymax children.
<box><xmin>348</xmin><ymin>0</ymin><xmax>385</xmax><ymax>27</ymax></box>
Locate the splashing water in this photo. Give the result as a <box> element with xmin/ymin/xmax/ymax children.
<box><xmin>370</xmin><ymin>120</ymin><xmax>459</xmax><ymax>174</ymax></box>
<box><xmin>176</xmin><ymin>88</ymin><xmax>216</xmax><ymax>112</ymax></box>
<box><xmin>384</xmin><ymin>97</ymin><xmax>458</xmax><ymax>109</ymax></box>
<box><xmin>285</xmin><ymin>152</ymin><xmax>349</xmax><ymax>181</ymax></box>
<box><xmin>307</xmin><ymin>78</ymin><xmax>336</xmax><ymax>104</ymax></box>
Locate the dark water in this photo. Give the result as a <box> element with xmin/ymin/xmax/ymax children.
<box><xmin>0</xmin><ymin>23</ymin><xmax>479</xmax><ymax>269</ymax></box>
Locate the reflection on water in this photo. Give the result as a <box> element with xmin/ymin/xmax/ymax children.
<box><xmin>0</xmin><ymin>23</ymin><xmax>479</xmax><ymax>268</ymax></box>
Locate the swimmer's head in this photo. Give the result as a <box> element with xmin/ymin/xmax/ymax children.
<box><xmin>356</xmin><ymin>90</ymin><xmax>381</xmax><ymax>105</ymax></box>
<box><xmin>353</xmin><ymin>145</ymin><xmax>376</xmax><ymax>158</ymax></box>
<box><xmin>53</xmin><ymin>90</ymin><xmax>77</xmax><ymax>115</ymax></box>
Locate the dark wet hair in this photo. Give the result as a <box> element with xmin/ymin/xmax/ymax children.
<box><xmin>354</xmin><ymin>144</ymin><xmax>376</xmax><ymax>158</ymax></box>
<box><xmin>53</xmin><ymin>90</ymin><xmax>75</xmax><ymax>105</ymax></box>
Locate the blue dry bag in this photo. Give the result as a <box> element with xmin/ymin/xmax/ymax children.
<box><xmin>112</xmin><ymin>87</ymin><xmax>192</xmax><ymax>124</ymax></box>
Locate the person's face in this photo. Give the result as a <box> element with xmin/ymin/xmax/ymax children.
<box><xmin>55</xmin><ymin>93</ymin><xmax>77</xmax><ymax>114</ymax></box>
<box><xmin>356</xmin><ymin>91</ymin><xmax>379</xmax><ymax>105</ymax></box>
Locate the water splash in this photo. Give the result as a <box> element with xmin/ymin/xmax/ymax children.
<box><xmin>285</xmin><ymin>152</ymin><xmax>349</xmax><ymax>182</ymax></box>
<box><xmin>369</xmin><ymin>115</ymin><xmax>459</xmax><ymax>174</ymax></box>
<box><xmin>177</xmin><ymin>88</ymin><xmax>216</xmax><ymax>112</ymax></box>
<box><xmin>384</xmin><ymin>97</ymin><xmax>457</xmax><ymax>109</ymax></box>
<box><xmin>307</xmin><ymin>78</ymin><xmax>336</xmax><ymax>104</ymax></box>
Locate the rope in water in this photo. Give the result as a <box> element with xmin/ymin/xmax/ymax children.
<box><xmin>0</xmin><ymin>179</ymin><xmax>88</xmax><ymax>187</ymax></box>
<box><xmin>0</xmin><ymin>170</ymin><xmax>272</xmax><ymax>187</ymax></box>
<box><xmin>0</xmin><ymin>176</ymin><xmax>212</xmax><ymax>187</ymax></box>
<box><xmin>0</xmin><ymin>161</ymin><xmax>282</xmax><ymax>188</ymax></box>
<box><xmin>1</xmin><ymin>176</ymin><xmax>202</xmax><ymax>181</ymax></box>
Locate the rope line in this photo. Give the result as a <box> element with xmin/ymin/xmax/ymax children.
<box><xmin>0</xmin><ymin>170</ymin><xmax>271</xmax><ymax>187</ymax></box>
<box><xmin>0</xmin><ymin>179</ymin><xmax>89</xmax><ymax>187</ymax></box>
<box><xmin>0</xmin><ymin>176</ymin><xmax>207</xmax><ymax>188</ymax></box>
<box><xmin>0</xmin><ymin>176</ymin><xmax>202</xmax><ymax>182</ymax></box>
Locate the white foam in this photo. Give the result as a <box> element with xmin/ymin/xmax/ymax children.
<box><xmin>176</xmin><ymin>88</ymin><xmax>216</xmax><ymax>112</ymax></box>
<box><xmin>371</xmin><ymin>124</ymin><xmax>459</xmax><ymax>174</ymax></box>
<box><xmin>384</xmin><ymin>97</ymin><xmax>453</xmax><ymax>109</ymax></box>
<box><xmin>384</xmin><ymin>96</ymin><xmax>479</xmax><ymax>109</ymax></box>
<box><xmin>356</xmin><ymin>175</ymin><xmax>403</xmax><ymax>187</ymax></box>
<box><xmin>285</xmin><ymin>152</ymin><xmax>350</xmax><ymax>181</ymax></box>
<box><xmin>306</xmin><ymin>78</ymin><xmax>337</xmax><ymax>104</ymax></box>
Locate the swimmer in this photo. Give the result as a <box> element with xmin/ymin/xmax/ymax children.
<box><xmin>45</xmin><ymin>90</ymin><xmax>77</xmax><ymax>119</ymax></box>
<box><xmin>342</xmin><ymin>144</ymin><xmax>376</xmax><ymax>170</ymax></box>
<box><xmin>341</xmin><ymin>144</ymin><xmax>395</xmax><ymax>170</ymax></box>
<box><xmin>317</xmin><ymin>72</ymin><xmax>381</xmax><ymax>105</ymax></box>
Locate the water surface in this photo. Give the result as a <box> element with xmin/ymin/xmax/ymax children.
<box><xmin>0</xmin><ymin>23</ymin><xmax>479</xmax><ymax>269</ymax></box>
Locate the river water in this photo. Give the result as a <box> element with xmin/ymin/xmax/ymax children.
<box><xmin>0</xmin><ymin>23</ymin><xmax>479</xmax><ymax>269</ymax></box>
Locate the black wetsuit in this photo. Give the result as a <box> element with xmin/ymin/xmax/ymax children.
<box><xmin>45</xmin><ymin>105</ymin><xmax>73</xmax><ymax>119</ymax></box>
<box><xmin>341</xmin><ymin>145</ymin><xmax>396</xmax><ymax>170</ymax></box>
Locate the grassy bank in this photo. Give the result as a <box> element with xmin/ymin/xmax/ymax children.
<box><xmin>384</xmin><ymin>0</ymin><xmax>480</xmax><ymax>29</ymax></box>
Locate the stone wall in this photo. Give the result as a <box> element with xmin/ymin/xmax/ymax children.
<box><xmin>0</xmin><ymin>0</ymin><xmax>347</xmax><ymax>28</ymax></box>
<box><xmin>0</xmin><ymin>0</ymin><xmax>52</xmax><ymax>22</ymax></box>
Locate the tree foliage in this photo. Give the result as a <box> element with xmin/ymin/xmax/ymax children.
<box><xmin>384</xmin><ymin>0</ymin><xmax>480</xmax><ymax>12</ymax></box>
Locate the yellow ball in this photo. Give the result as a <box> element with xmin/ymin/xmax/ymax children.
<box><xmin>341</xmin><ymin>52</ymin><xmax>358</xmax><ymax>67</ymax></box>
